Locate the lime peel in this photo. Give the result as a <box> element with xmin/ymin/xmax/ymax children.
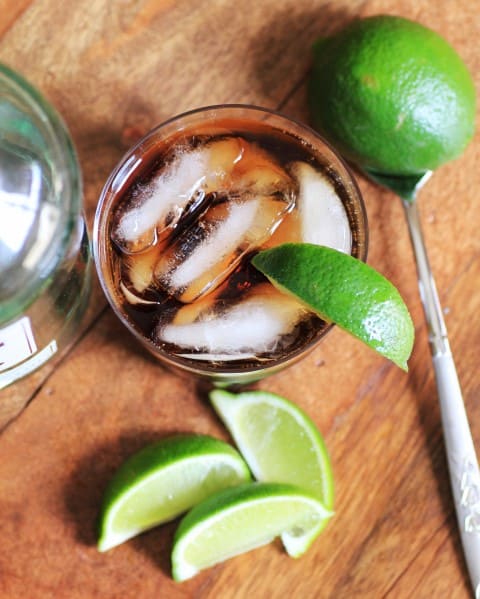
<box><xmin>171</xmin><ymin>482</ymin><xmax>332</xmax><ymax>581</ymax></box>
<box><xmin>97</xmin><ymin>434</ymin><xmax>251</xmax><ymax>552</ymax></box>
<box><xmin>308</xmin><ymin>15</ymin><xmax>476</xmax><ymax>176</ymax></box>
<box><xmin>210</xmin><ymin>389</ymin><xmax>335</xmax><ymax>554</ymax></box>
<box><xmin>252</xmin><ymin>243</ymin><xmax>414</xmax><ymax>370</ymax></box>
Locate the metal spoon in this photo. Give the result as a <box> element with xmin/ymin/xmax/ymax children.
<box><xmin>364</xmin><ymin>168</ymin><xmax>480</xmax><ymax>596</ymax></box>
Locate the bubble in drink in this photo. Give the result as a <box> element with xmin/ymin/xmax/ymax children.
<box><xmin>95</xmin><ymin>108</ymin><xmax>367</xmax><ymax>379</ymax></box>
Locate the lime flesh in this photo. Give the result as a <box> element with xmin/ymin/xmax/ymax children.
<box><xmin>98</xmin><ymin>434</ymin><xmax>251</xmax><ymax>552</ymax></box>
<box><xmin>210</xmin><ymin>389</ymin><xmax>335</xmax><ymax>555</ymax></box>
<box><xmin>171</xmin><ymin>482</ymin><xmax>331</xmax><ymax>581</ymax></box>
<box><xmin>210</xmin><ymin>390</ymin><xmax>334</xmax><ymax>504</ymax></box>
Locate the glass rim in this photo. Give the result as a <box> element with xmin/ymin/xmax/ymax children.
<box><xmin>93</xmin><ymin>103</ymin><xmax>368</xmax><ymax>381</ymax></box>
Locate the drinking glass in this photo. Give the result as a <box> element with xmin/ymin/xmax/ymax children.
<box><xmin>93</xmin><ymin>104</ymin><xmax>367</xmax><ymax>384</ymax></box>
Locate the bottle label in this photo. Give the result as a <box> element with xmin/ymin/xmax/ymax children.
<box><xmin>0</xmin><ymin>315</ymin><xmax>58</xmax><ymax>389</ymax></box>
<box><xmin>0</xmin><ymin>316</ymin><xmax>38</xmax><ymax>372</ymax></box>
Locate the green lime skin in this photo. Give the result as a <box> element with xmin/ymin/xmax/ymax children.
<box><xmin>209</xmin><ymin>389</ymin><xmax>334</xmax><ymax>511</ymax></box>
<box><xmin>308</xmin><ymin>15</ymin><xmax>476</xmax><ymax>175</ymax></box>
<box><xmin>171</xmin><ymin>481</ymin><xmax>330</xmax><ymax>580</ymax></box>
<box><xmin>252</xmin><ymin>243</ymin><xmax>414</xmax><ymax>370</ymax></box>
<box><xmin>97</xmin><ymin>434</ymin><xmax>251</xmax><ymax>551</ymax></box>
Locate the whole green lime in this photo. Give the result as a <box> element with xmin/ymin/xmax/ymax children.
<box><xmin>308</xmin><ymin>15</ymin><xmax>476</xmax><ymax>175</ymax></box>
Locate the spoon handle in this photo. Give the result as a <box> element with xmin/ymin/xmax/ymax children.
<box><xmin>403</xmin><ymin>199</ymin><xmax>480</xmax><ymax>595</ymax></box>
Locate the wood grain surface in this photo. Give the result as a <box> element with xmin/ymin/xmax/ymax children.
<box><xmin>0</xmin><ymin>1</ymin><xmax>479</xmax><ymax>597</ymax></box>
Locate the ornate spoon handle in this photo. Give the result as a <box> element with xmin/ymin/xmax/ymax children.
<box><xmin>403</xmin><ymin>198</ymin><xmax>480</xmax><ymax>596</ymax></box>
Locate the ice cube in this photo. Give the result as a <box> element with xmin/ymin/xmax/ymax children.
<box><xmin>119</xmin><ymin>281</ymin><xmax>160</xmax><ymax>306</ymax></box>
<box><xmin>174</xmin><ymin>352</ymin><xmax>257</xmax><ymax>362</ymax></box>
<box><xmin>112</xmin><ymin>137</ymin><xmax>245</xmax><ymax>253</ymax></box>
<box><xmin>154</xmin><ymin>191</ymin><xmax>293</xmax><ymax>303</ymax></box>
<box><xmin>235</xmin><ymin>141</ymin><xmax>296</xmax><ymax>197</ymax></box>
<box><xmin>290</xmin><ymin>162</ymin><xmax>351</xmax><ymax>253</ymax></box>
<box><xmin>203</xmin><ymin>137</ymin><xmax>245</xmax><ymax>191</ymax></box>
<box><xmin>123</xmin><ymin>243</ymin><xmax>163</xmax><ymax>292</ymax></box>
<box><xmin>156</xmin><ymin>284</ymin><xmax>306</xmax><ymax>356</ymax></box>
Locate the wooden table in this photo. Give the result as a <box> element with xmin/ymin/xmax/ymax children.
<box><xmin>1</xmin><ymin>1</ymin><xmax>479</xmax><ymax>597</ymax></box>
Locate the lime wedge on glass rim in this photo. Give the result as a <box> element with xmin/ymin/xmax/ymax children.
<box><xmin>210</xmin><ymin>389</ymin><xmax>334</xmax><ymax>555</ymax></box>
<box><xmin>97</xmin><ymin>434</ymin><xmax>251</xmax><ymax>552</ymax></box>
<box><xmin>171</xmin><ymin>482</ymin><xmax>332</xmax><ymax>582</ymax></box>
<box><xmin>252</xmin><ymin>243</ymin><xmax>414</xmax><ymax>370</ymax></box>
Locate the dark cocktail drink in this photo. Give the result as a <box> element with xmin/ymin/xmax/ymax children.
<box><xmin>94</xmin><ymin>105</ymin><xmax>367</xmax><ymax>383</ymax></box>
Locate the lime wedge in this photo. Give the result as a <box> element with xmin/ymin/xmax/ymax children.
<box><xmin>210</xmin><ymin>389</ymin><xmax>334</xmax><ymax>555</ymax></box>
<box><xmin>98</xmin><ymin>434</ymin><xmax>251</xmax><ymax>552</ymax></box>
<box><xmin>252</xmin><ymin>243</ymin><xmax>414</xmax><ymax>370</ymax></box>
<box><xmin>171</xmin><ymin>482</ymin><xmax>332</xmax><ymax>581</ymax></box>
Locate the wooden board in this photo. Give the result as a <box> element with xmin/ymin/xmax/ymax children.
<box><xmin>0</xmin><ymin>1</ymin><xmax>479</xmax><ymax>596</ymax></box>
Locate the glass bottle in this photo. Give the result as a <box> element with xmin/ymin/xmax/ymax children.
<box><xmin>0</xmin><ymin>64</ymin><xmax>91</xmax><ymax>389</ymax></box>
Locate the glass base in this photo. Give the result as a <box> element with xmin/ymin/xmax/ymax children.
<box><xmin>0</xmin><ymin>226</ymin><xmax>91</xmax><ymax>390</ymax></box>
